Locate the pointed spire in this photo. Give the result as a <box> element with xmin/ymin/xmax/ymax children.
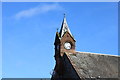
<box><xmin>59</xmin><ymin>14</ymin><xmax>73</xmax><ymax>38</ymax></box>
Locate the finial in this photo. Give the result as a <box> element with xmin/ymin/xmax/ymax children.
<box><xmin>56</xmin><ymin>28</ymin><xmax>59</xmax><ymax>32</ymax></box>
<box><xmin>64</xmin><ymin>13</ymin><xmax>66</xmax><ymax>18</ymax></box>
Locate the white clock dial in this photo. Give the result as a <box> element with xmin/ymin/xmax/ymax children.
<box><xmin>64</xmin><ymin>42</ymin><xmax>71</xmax><ymax>50</ymax></box>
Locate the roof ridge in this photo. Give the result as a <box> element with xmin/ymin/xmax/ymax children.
<box><xmin>76</xmin><ymin>51</ymin><xmax>119</xmax><ymax>57</ymax></box>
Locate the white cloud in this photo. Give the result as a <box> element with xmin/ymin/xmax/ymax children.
<box><xmin>14</xmin><ymin>3</ymin><xmax>62</xmax><ymax>20</ymax></box>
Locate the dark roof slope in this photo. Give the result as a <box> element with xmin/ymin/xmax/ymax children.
<box><xmin>65</xmin><ymin>52</ymin><xmax>119</xmax><ymax>78</ymax></box>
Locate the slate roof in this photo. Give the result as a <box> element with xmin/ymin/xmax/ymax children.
<box><xmin>65</xmin><ymin>52</ymin><xmax>119</xmax><ymax>78</ymax></box>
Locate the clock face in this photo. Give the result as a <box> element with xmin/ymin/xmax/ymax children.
<box><xmin>64</xmin><ymin>42</ymin><xmax>71</xmax><ymax>50</ymax></box>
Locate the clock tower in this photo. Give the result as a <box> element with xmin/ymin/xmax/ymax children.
<box><xmin>54</xmin><ymin>15</ymin><xmax>76</xmax><ymax>57</ymax></box>
<box><xmin>53</xmin><ymin>14</ymin><xmax>76</xmax><ymax>79</ymax></box>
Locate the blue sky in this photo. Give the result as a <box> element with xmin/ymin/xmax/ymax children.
<box><xmin>2</xmin><ymin>2</ymin><xmax>118</xmax><ymax>78</ymax></box>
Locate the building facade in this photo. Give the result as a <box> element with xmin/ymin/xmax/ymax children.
<box><xmin>51</xmin><ymin>15</ymin><xmax>119</xmax><ymax>80</ymax></box>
